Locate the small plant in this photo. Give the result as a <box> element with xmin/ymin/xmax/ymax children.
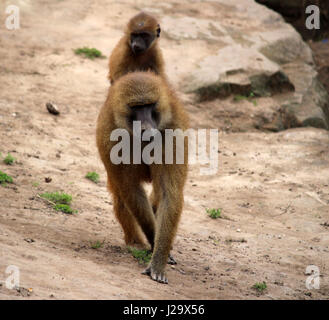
<box><xmin>74</xmin><ymin>47</ymin><xmax>103</xmax><ymax>59</ymax></box>
<box><xmin>252</xmin><ymin>281</ymin><xmax>267</xmax><ymax>293</ymax></box>
<box><xmin>54</xmin><ymin>204</ymin><xmax>76</xmax><ymax>214</ymax></box>
<box><xmin>90</xmin><ymin>240</ymin><xmax>104</xmax><ymax>249</ymax></box>
<box><xmin>0</xmin><ymin>170</ymin><xmax>13</xmax><ymax>186</ymax></box>
<box><xmin>128</xmin><ymin>247</ymin><xmax>152</xmax><ymax>265</ymax></box>
<box><xmin>85</xmin><ymin>172</ymin><xmax>99</xmax><ymax>183</ymax></box>
<box><xmin>249</xmin><ymin>92</ymin><xmax>257</xmax><ymax>106</ymax></box>
<box><xmin>3</xmin><ymin>153</ymin><xmax>15</xmax><ymax>165</ymax></box>
<box><xmin>32</xmin><ymin>181</ymin><xmax>39</xmax><ymax>187</ymax></box>
<box><xmin>40</xmin><ymin>192</ymin><xmax>76</xmax><ymax>214</ymax></box>
<box><xmin>234</xmin><ymin>92</ymin><xmax>257</xmax><ymax>106</ymax></box>
<box><xmin>206</xmin><ymin>208</ymin><xmax>222</xmax><ymax>219</ymax></box>
<box><xmin>40</xmin><ymin>192</ymin><xmax>72</xmax><ymax>205</ymax></box>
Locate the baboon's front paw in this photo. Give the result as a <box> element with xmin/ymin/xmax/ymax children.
<box><xmin>142</xmin><ymin>266</ymin><xmax>168</xmax><ymax>284</ymax></box>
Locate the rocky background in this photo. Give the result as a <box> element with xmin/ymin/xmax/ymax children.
<box><xmin>164</xmin><ymin>0</ymin><xmax>329</xmax><ymax>131</ymax></box>
<box><xmin>256</xmin><ymin>0</ymin><xmax>329</xmax><ymax>40</ymax></box>
<box><xmin>0</xmin><ymin>0</ymin><xmax>328</xmax><ymax>299</ymax></box>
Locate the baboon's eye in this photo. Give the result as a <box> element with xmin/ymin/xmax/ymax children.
<box><xmin>140</xmin><ymin>32</ymin><xmax>151</xmax><ymax>40</ymax></box>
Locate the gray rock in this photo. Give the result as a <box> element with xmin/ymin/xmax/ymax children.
<box><xmin>182</xmin><ymin>44</ymin><xmax>295</xmax><ymax>101</ymax></box>
<box><xmin>280</xmin><ymin>63</ymin><xmax>329</xmax><ymax>130</ymax></box>
<box><xmin>258</xmin><ymin>29</ymin><xmax>314</xmax><ymax>65</ymax></box>
<box><xmin>159</xmin><ymin>0</ymin><xmax>328</xmax><ymax>131</ymax></box>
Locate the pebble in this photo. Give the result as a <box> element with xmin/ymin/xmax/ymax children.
<box><xmin>46</xmin><ymin>102</ymin><xmax>60</xmax><ymax>115</ymax></box>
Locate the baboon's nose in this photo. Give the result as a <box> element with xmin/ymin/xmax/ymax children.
<box><xmin>132</xmin><ymin>43</ymin><xmax>143</xmax><ymax>54</ymax></box>
<box><xmin>141</xmin><ymin>128</ymin><xmax>158</xmax><ymax>142</ymax></box>
<box><xmin>141</xmin><ymin>123</ymin><xmax>153</xmax><ymax>131</ymax></box>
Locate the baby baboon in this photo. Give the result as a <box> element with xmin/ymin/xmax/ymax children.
<box><xmin>108</xmin><ymin>12</ymin><xmax>165</xmax><ymax>84</ymax></box>
<box><xmin>96</xmin><ymin>71</ymin><xmax>189</xmax><ymax>283</ymax></box>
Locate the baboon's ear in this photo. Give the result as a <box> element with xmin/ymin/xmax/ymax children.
<box><xmin>156</xmin><ymin>24</ymin><xmax>161</xmax><ymax>37</ymax></box>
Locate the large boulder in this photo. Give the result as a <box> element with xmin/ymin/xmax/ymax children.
<box><xmin>155</xmin><ymin>0</ymin><xmax>329</xmax><ymax>130</ymax></box>
<box><xmin>181</xmin><ymin>45</ymin><xmax>295</xmax><ymax>101</ymax></box>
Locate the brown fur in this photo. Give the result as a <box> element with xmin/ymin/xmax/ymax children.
<box><xmin>96</xmin><ymin>72</ymin><xmax>189</xmax><ymax>283</ymax></box>
<box><xmin>108</xmin><ymin>12</ymin><xmax>165</xmax><ymax>84</ymax></box>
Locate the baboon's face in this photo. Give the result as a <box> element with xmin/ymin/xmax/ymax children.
<box><xmin>112</xmin><ymin>72</ymin><xmax>172</xmax><ymax>132</ymax></box>
<box><xmin>127</xmin><ymin>12</ymin><xmax>161</xmax><ymax>55</ymax></box>
<box><xmin>130</xmin><ymin>31</ymin><xmax>156</xmax><ymax>55</ymax></box>
<box><xmin>127</xmin><ymin>102</ymin><xmax>160</xmax><ymax>131</ymax></box>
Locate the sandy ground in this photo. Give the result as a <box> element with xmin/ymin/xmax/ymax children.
<box><xmin>0</xmin><ymin>0</ymin><xmax>329</xmax><ymax>299</ymax></box>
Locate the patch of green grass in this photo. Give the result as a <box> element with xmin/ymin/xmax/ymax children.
<box><xmin>3</xmin><ymin>153</ymin><xmax>15</xmax><ymax>165</ymax></box>
<box><xmin>206</xmin><ymin>208</ymin><xmax>222</xmax><ymax>219</ymax></box>
<box><xmin>128</xmin><ymin>247</ymin><xmax>152</xmax><ymax>265</ymax></box>
<box><xmin>74</xmin><ymin>47</ymin><xmax>103</xmax><ymax>59</ymax></box>
<box><xmin>85</xmin><ymin>172</ymin><xmax>99</xmax><ymax>184</ymax></box>
<box><xmin>0</xmin><ymin>170</ymin><xmax>13</xmax><ymax>186</ymax></box>
<box><xmin>54</xmin><ymin>204</ymin><xmax>76</xmax><ymax>214</ymax></box>
<box><xmin>252</xmin><ymin>281</ymin><xmax>267</xmax><ymax>293</ymax></box>
<box><xmin>90</xmin><ymin>240</ymin><xmax>104</xmax><ymax>249</ymax></box>
<box><xmin>32</xmin><ymin>181</ymin><xmax>39</xmax><ymax>187</ymax></box>
<box><xmin>234</xmin><ymin>92</ymin><xmax>257</xmax><ymax>106</ymax></box>
<box><xmin>40</xmin><ymin>192</ymin><xmax>76</xmax><ymax>214</ymax></box>
<box><xmin>40</xmin><ymin>192</ymin><xmax>72</xmax><ymax>205</ymax></box>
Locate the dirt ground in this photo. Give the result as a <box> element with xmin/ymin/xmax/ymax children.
<box><xmin>0</xmin><ymin>1</ymin><xmax>329</xmax><ymax>300</ymax></box>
